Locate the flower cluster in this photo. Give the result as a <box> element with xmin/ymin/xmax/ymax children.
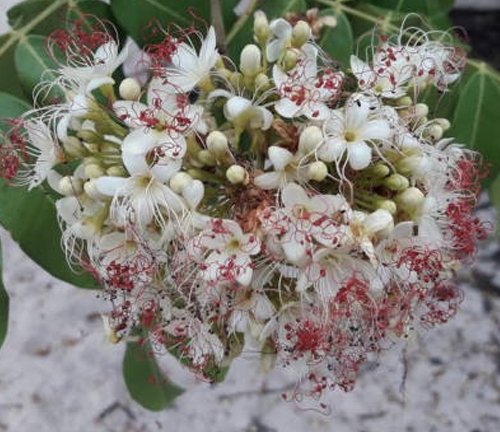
<box><xmin>0</xmin><ymin>12</ymin><xmax>489</xmax><ymax>406</ymax></box>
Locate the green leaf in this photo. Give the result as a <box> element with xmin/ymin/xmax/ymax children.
<box><xmin>0</xmin><ymin>238</ymin><xmax>8</xmax><ymax>351</ymax></box>
<box><xmin>319</xmin><ymin>11</ymin><xmax>354</xmax><ymax>66</ymax></box>
<box><xmin>7</xmin><ymin>0</ymin><xmax>115</xmax><ymax>36</ymax></box>
<box><xmin>0</xmin><ymin>34</ymin><xmax>26</xmax><ymax>100</ymax></box>
<box><xmin>123</xmin><ymin>339</ymin><xmax>184</xmax><ymax>411</ymax></box>
<box><xmin>110</xmin><ymin>0</ymin><xmax>211</xmax><ymax>46</ymax></box>
<box><xmin>15</xmin><ymin>35</ymin><xmax>63</xmax><ymax>104</ymax></box>
<box><xmin>364</xmin><ymin>0</ymin><xmax>455</xmax><ymax>14</ymax></box>
<box><xmin>450</xmin><ymin>69</ymin><xmax>500</xmax><ymax>187</ymax></box>
<box><xmin>0</xmin><ymin>92</ymin><xmax>97</xmax><ymax>288</ymax></box>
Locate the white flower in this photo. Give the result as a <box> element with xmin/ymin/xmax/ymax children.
<box><xmin>164</xmin><ymin>27</ymin><xmax>219</xmax><ymax>92</ymax></box>
<box><xmin>319</xmin><ymin>95</ymin><xmax>391</xmax><ymax>170</ymax></box>
<box><xmin>96</xmin><ymin>129</ymin><xmax>185</xmax><ymax>229</ymax></box>
<box><xmin>273</xmin><ymin>45</ymin><xmax>343</xmax><ymax>120</ymax></box>
<box><xmin>254</xmin><ymin>146</ymin><xmax>309</xmax><ymax>190</ymax></box>
<box><xmin>350</xmin><ymin>43</ymin><xmax>413</xmax><ymax>99</ymax></box>
<box><xmin>209</xmin><ymin>89</ymin><xmax>273</xmax><ymax>131</ymax></box>
<box><xmin>114</xmin><ymin>77</ymin><xmax>205</xmax><ymax>138</ymax></box>
<box><xmin>60</xmin><ymin>41</ymin><xmax>130</xmax><ymax>95</ymax></box>
<box><xmin>192</xmin><ymin>219</ymin><xmax>261</xmax><ymax>286</ymax></box>
<box><xmin>20</xmin><ymin>119</ymin><xmax>62</xmax><ymax>190</ymax></box>
<box><xmin>266</xmin><ymin>18</ymin><xmax>293</xmax><ymax>62</ymax></box>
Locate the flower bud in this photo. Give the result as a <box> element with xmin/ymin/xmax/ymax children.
<box><xmin>240</xmin><ymin>44</ymin><xmax>261</xmax><ymax>77</ymax></box>
<box><xmin>385</xmin><ymin>173</ymin><xmax>409</xmax><ymax>191</ymax></box>
<box><xmin>84</xmin><ymin>179</ymin><xmax>107</xmax><ymax>201</ymax></box>
<box><xmin>63</xmin><ymin>136</ymin><xmax>85</xmax><ymax>158</ymax></box>
<box><xmin>230</xmin><ymin>72</ymin><xmax>243</xmax><ymax>88</ymax></box>
<box><xmin>226</xmin><ymin>165</ymin><xmax>248</xmax><ymax>185</ymax></box>
<box><xmin>254</xmin><ymin>10</ymin><xmax>270</xmax><ymax>43</ymax></box>
<box><xmin>206</xmin><ymin>131</ymin><xmax>229</xmax><ymax>155</ymax></box>
<box><xmin>119</xmin><ymin>78</ymin><xmax>141</xmax><ymax>100</ymax></box>
<box><xmin>106</xmin><ymin>165</ymin><xmax>127</xmax><ymax>177</ymax></box>
<box><xmin>366</xmin><ymin>163</ymin><xmax>390</xmax><ymax>179</ymax></box>
<box><xmin>291</xmin><ymin>20</ymin><xmax>311</xmax><ymax>48</ymax></box>
<box><xmin>396</xmin><ymin>96</ymin><xmax>412</xmax><ymax>107</ymax></box>
<box><xmin>197</xmin><ymin>149</ymin><xmax>217</xmax><ymax>167</ymax></box>
<box><xmin>396</xmin><ymin>187</ymin><xmax>425</xmax><ymax>213</ymax></box>
<box><xmin>426</xmin><ymin>124</ymin><xmax>444</xmax><ymax>141</ymax></box>
<box><xmin>84</xmin><ymin>163</ymin><xmax>106</xmax><ymax>179</ymax></box>
<box><xmin>283</xmin><ymin>50</ymin><xmax>299</xmax><ymax>71</ymax></box>
<box><xmin>375</xmin><ymin>199</ymin><xmax>397</xmax><ymax>215</ymax></box>
<box><xmin>396</xmin><ymin>156</ymin><xmax>423</xmax><ymax>176</ymax></box>
<box><xmin>77</xmin><ymin>129</ymin><xmax>101</xmax><ymax>144</ymax></box>
<box><xmin>308</xmin><ymin>161</ymin><xmax>328</xmax><ymax>182</ymax></box>
<box><xmin>435</xmin><ymin>118</ymin><xmax>451</xmax><ymax>131</ymax></box>
<box><xmin>254</xmin><ymin>73</ymin><xmax>270</xmax><ymax>90</ymax></box>
<box><xmin>170</xmin><ymin>172</ymin><xmax>193</xmax><ymax>193</ymax></box>
<box><xmin>414</xmin><ymin>103</ymin><xmax>429</xmax><ymax>118</ymax></box>
<box><xmin>59</xmin><ymin>176</ymin><xmax>83</xmax><ymax>196</ymax></box>
<box><xmin>299</xmin><ymin>126</ymin><xmax>323</xmax><ymax>153</ymax></box>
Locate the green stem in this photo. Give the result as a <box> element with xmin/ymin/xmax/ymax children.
<box><xmin>226</xmin><ymin>0</ymin><xmax>259</xmax><ymax>44</ymax></box>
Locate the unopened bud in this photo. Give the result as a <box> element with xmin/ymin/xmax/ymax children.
<box><xmin>84</xmin><ymin>163</ymin><xmax>106</xmax><ymax>179</ymax></box>
<box><xmin>396</xmin><ymin>187</ymin><xmax>425</xmax><ymax>213</ymax></box>
<box><xmin>254</xmin><ymin>10</ymin><xmax>270</xmax><ymax>43</ymax></box>
<box><xmin>414</xmin><ymin>103</ymin><xmax>429</xmax><ymax>118</ymax></box>
<box><xmin>254</xmin><ymin>73</ymin><xmax>270</xmax><ymax>90</ymax></box>
<box><xmin>197</xmin><ymin>149</ymin><xmax>217</xmax><ymax>167</ymax></box>
<box><xmin>375</xmin><ymin>199</ymin><xmax>397</xmax><ymax>215</ymax></box>
<box><xmin>106</xmin><ymin>165</ymin><xmax>127</xmax><ymax>177</ymax></box>
<box><xmin>77</xmin><ymin>129</ymin><xmax>100</xmax><ymax>144</ymax></box>
<box><xmin>385</xmin><ymin>173</ymin><xmax>410</xmax><ymax>191</ymax></box>
<box><xmin>59</xmin><ymin>176</ymin><xmax>83</xmax><ymax>196</ymax></box>
<box><xmin>299</xmin><ymin>126</ymin><xmax>323</xmax><ymax>153</ymax></box>
<box><xmin>291</xmin><ymin>20</ymin><xmax>311</xmax><ymax>47</ymax></box>
<box><xmin>396</xmin><ymin>157</ymin><xmax>423</xmax><ymax>176</ymax></box>
<box><xmin>396</xmin><ymin>96</ymin><xmax>412</xmax><ymax>107</ymax></box>
<box><xmin>426</xmin><ymin>124</ymin><xmax>444</xmax><ymax>141</ymax></box>
<box><xmin>240</xmin><ymin>44</ymin><xmax>261</xmax><ymax>77</ymax></box>
<box><xmin>119</xmin><ymin>78</ymin><xmax>141</xmax><ymax>100</ymax></box>
<box><xmin>206</xmin><ymin>131</ymin><xmax>229</xmax><ymax>155</ymax></box>
<box><xmin>435</xmin><ymin>118</ymin><xmax>451</xmax><ymax>131</ymax></box>
<box><xmin>63</xmin><ymin>136</ymin><xmax>85</xmax><ymax>158</ymax></box>
<box><xmin>308</xmin><ymin>161</ymin><xmax>328</xmax><ymax>182</ymax></box>
<box><xmin>170</xmin><ymin>172</ymin><xmax>193</xmax><ymax>193</ymax></box>
<box><xmin>230</xmin><ymin>72</ymin><xmax>243</xmax><ymax>88</ymax></box>
<box><xmin>226</xmin><ymin>165</ymin><xmax>248</xmax><ymax>185</ymax></box>
<box><xmin>366</xmin><ymin>163</ymin><xmax>390</xmax><ymax>178</ymax></box>
<box><xmin>283</xmin><ymin>50</ymin><xmax>299</xmax><ymax>71</ymax></box>
<box><xmin>84</xmin><ymin>179</ymin><xmax>107</xmax><ymax>201</ymax></box>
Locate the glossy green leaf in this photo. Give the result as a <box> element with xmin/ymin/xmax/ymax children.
<box><xmin>123</xmin><ymin>339</ymin><xmax>184</xmax><ymax>411</ymax></box>
<box><xmin>7</xmin><ymin>0</ymin><xmax>115</xmax><ymax>36</ymax></box>
<box><xmin>364</xmin><ymin>0</ymin><xmax>455</xmax><ymax>14</ymax></box>
<box><xmin>319</xmin><ymin>11</ymin><xmax>354</xmax><ymax>66</ymax></box>
<box><xmin>0</xmin><ymin>34</ymin><xmax>26</xmax><ymax>100</ymax></box>
<box><xmin>450</xmin><ymin>69</ymin><xmax>500</xmax><ymax>186</ymax></box>
<box><xmin>110</xmin><ymin>0</ymin><xmax>211</xmax><ymax>46</ymax></box>
<box><xmin>0</xmin><ymin>238</ymin><xmax>8</xmax><ymax>351</ymax></box>
<box><xmin>0</xmin><ymin>92</ymin><xmax>97</xmax><ymax>288</ymax></box>
<box><xmin>14</xmin><ymin>35</ymin><xmax>63</xmax><ymax>104</ymax></box>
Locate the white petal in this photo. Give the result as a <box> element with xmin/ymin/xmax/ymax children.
<box><xmin>254</xmin><ymin>172</ymin><xmax>282</xmax><ymax>190</ymax></box>
<box><xmin>268</xmin><ymin>146</ymin><xmax>293</xmax><ymax>171</ymax></box>
<box><xmin>151</xmin><ymin>158</ymin><xmax>182</xmax><ymax>183</ymax></box>
<box><xmin>357</xmin><ymin>119</ymin><xmax>391</xmax><ymax>141</ymax></box>
<box><xmin>96</xmin><ymin>176</ymin><xmax>127</xmax><ymax>196</ymax></box>
<box><xmin>345</xmin><ymin>95</ymin><xmax>370</xmax><ymax>131</ymax></box>
<box><xmin>270</xmin><ymin>18</ymin><xmax>292</xmax><ymax>39</ymax></box>
<box><xmin>225</xmin><ymin>96</ymin><xmax>252</xmax><ymax>121</ymax></box>
<box><xmin>318</xmin><ymin>138</ymin><xmax>346</xmax><ymax>162</ymax></box>
<box><xmin>347</xmin><ymin>141</ymin><xmax>372</xmax><ymax>170</ymax></box>
<box><xmin>113</xmin><ymin>101</ymin><xmax>149</xmax><ymax>128</ymax></box>
<box><xmin>183</xmin><ymin>179</ymin><xmax>204</xmax><ymax>209</ymax></box>
<box><xmin>266</xmin><ymin>39</ymin><xmax>285</xmax><ymax>62</ymax></box>
<box><xmin>363</xmin><ymin>209</ymin><xmax>393</xmax><ymax>235</ymax></box>
<box><xmin>281</xmin><ymin>183</ymin><xmax>309</xmax><ymax>209</ymax></box>
<box><xmin>275</xmin><ymin>98</ymin><xmax>301</xmax><ymax>118</ymax></box>
<box><xmin>86</xmin><ymin>77</ymin><xmax>115</xmax><ymax>94</ymax></box>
